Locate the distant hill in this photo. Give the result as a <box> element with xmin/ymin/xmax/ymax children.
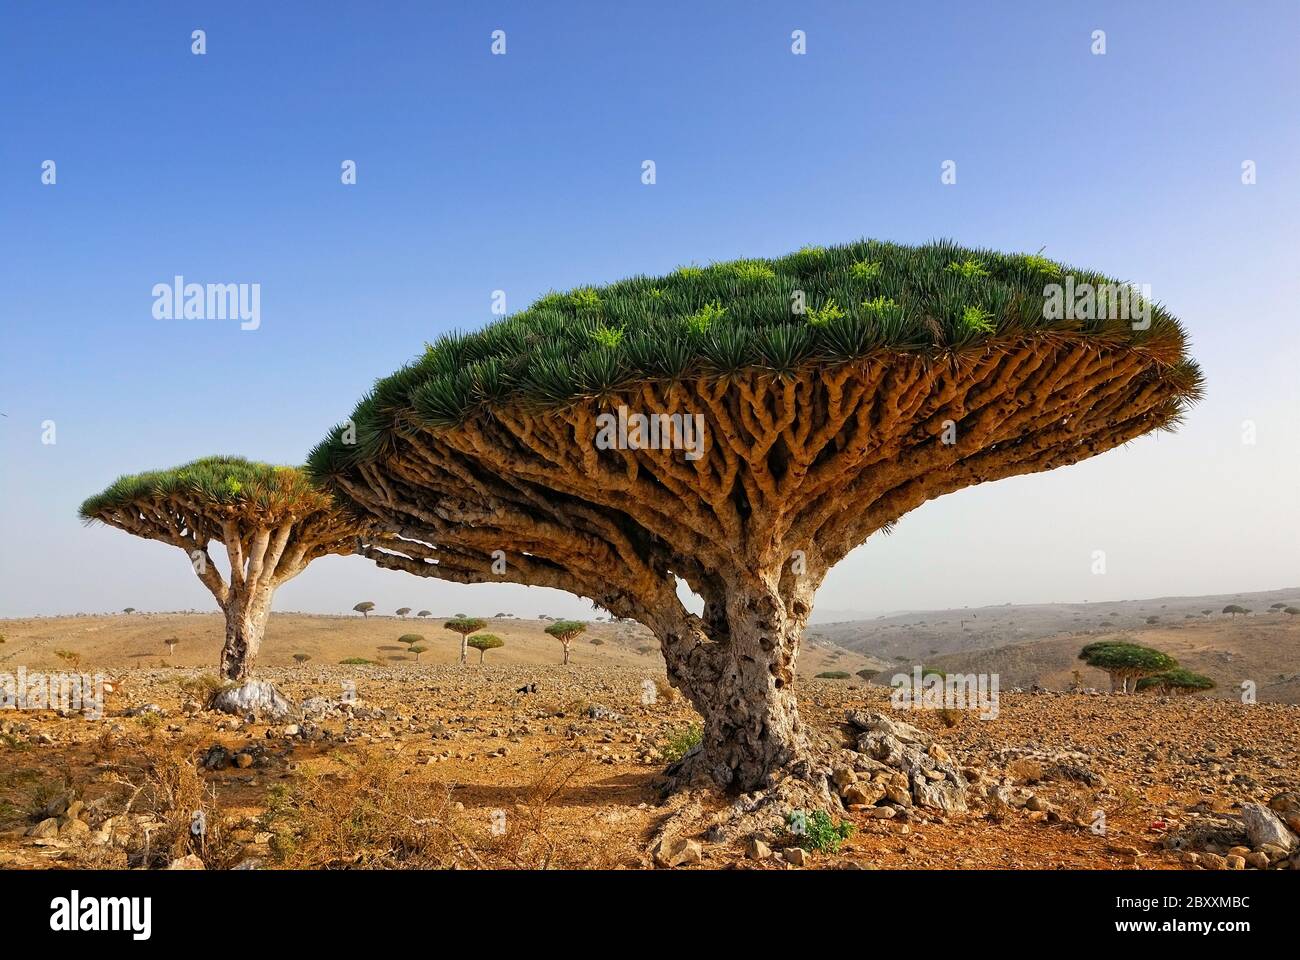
<box><xmin>807</xmin><ymin>587</ymin><xmax>1300</xmax><ymax>703</ymax></box>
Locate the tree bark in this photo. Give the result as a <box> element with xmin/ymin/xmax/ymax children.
<box><xmin>220</xmin><ymin>586</ymin><xmax>274</xmax><ymax>682</ymax></box>
<box><xmin>562</xmin><ymin>639</ymin><xmax>571</xmax><ymax>665</ymax></box>
<box><xmin>459</xmin><ymin>633</ymin><xmax>468</xmax><ymax>665</ymax></box>
<box><xmin>660</xmin><ymin>582</ymin><xmax>814</xmax><ymax>793</ymax></box>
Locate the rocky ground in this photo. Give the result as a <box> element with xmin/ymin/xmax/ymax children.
<box><xmin>1</xmin><ymin>664</ymin><xmax>1298</xmax><ymax>870</ymax></box>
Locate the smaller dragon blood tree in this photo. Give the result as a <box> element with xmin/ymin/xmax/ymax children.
<box><xmin>545</xmin><ymin>620</ymin><xmax>587</xmax><ymax>665</ymax></box>
<box><xmin>80</xmin><ymin>457</ymin><xmax>365</xmax><ymax>682</ymax></box>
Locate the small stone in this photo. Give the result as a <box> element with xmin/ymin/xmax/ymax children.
<box><xmin>1241</xmin><ymin>803</ymin><xmax>1296</xmax><ymax>852</ymax></box>
<box><xmin>1026</xmin><ymin>795</ymin><xmax>1050</xmax><ymax>812</ymax></box>
<box><xmin>865</xmin><ymin>806</ymin><xmax>897</xmax><ymax>820</ymax></box>
<box><xmin>234</xmin><ymin>752</ymin><xmax>254</xmax><ymax>769</ymax></box>
<box><xmin>655</xmin><ymin>837</ymin><xmax>703</xmax><ymax>868</ymax></box>
<box><xmin>831</xmin><ymin>767</ymin><xmax>857</xmax><ymax>788</ymax></box>
<box><xmin>783</xmin><ymin>847</ymin><xmax>808</xmax><ymax>867</ymax></box>
<box><xmin>1225</xmin><ymin>854</ymin><xmax>1246</xmax><ymax>870</ymax></box>
<box><xmin>165</xmin><ymin>854</ymin><xmax>205</xmax><ymax>870</ymax></box>
<box><xmin>1245</xmin><ymin>852</ymin><xmax>1269</xmax><ymax>870</ymax></box>
<box><xmin>27</xmin><ymin>818</ymin><xmax>59</xmax><ymax>839</ymax></box>
<box><xmin>746</xmin><ymin>837</ymin><xmax>772</xmax><ymax>861</ymax></box>
<box><xmin>282</xmin><ymin>724</ymin><xmax>300</xmax><ymax>737</ymax></box>
<box><xmin>885</xmin><ymin>785</ymin><xmax>912</xmax><ymax>807</ymax></box>
<box><xmin>841</xmin><ymin>782</ymin><xmax>886</xmax><ymax>807</ymax></box>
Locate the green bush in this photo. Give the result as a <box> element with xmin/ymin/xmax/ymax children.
<box><xmin>786</xmin><ymin>809</ymin><xmax>854</xmax><ymax>854</ymax></box>
<box><xmin>661</xmin><ymin>724</ymin><xmax>702</xmax><ymax>763</ymax></box>
<box><xmin>339</xmin><ymin>657</ymin><xmax>374</xmax><ymax>665</ymax></box>
<box><xmin>815</xmin><ymin>671</ymin><xmax>850</xmax><ymax>679</ymax></box>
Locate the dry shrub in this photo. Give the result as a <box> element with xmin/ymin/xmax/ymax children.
<box><xmin>263</xmin><ymin>751</ymin><xmax>470</xmax><ymax>868</ymax></box>
<box><xmin>111</xmin><ymin>738</ymin><xmax>235</xmax><ymax>869</ymax></box>
<box><xmin>482</xmin><ymin>752</ymin><xmax>619</xmax><ymax>870</ymax></box>
<box><xmin>1108</xmin><ymin>784</ymin><xmax>1144</xmax><ymax>820</ymax></box>
<box><xmin>262</xmin><ymin>748</ymin><xmax>623</xmax><ymax>870</ymax></box>
<box><xmin>176</xmin><ymin>672</ymin><xmax>234</xmax><ymax>707</ymax></box>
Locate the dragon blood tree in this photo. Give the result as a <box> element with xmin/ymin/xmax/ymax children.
<box><xmin>80</xmin><ymin>457</ymin><xmax>364</xmax><ymax>682</ymax></box>
<box><xmin>308</xmin><ymin>239</ymin><xmax>1202</xmax><ymax>794</ymax></box>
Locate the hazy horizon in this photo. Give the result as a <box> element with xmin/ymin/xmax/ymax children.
<box><xmin>3</xmin><ymin>1</ymin><xmax>1297</xmax><ymax>619</ymax></box>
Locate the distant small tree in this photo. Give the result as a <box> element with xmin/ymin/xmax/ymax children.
<box><xmin>1269</xmin><ymin>602</ymin><xmax>1287</xmax><ymax>611</ymax></box>
<box><xmin>397</xmin><ymin>633</ymin><xmax>424</xmax><ymax>651</ymax></box>
<box><xmin>467</xmin><ymin>633</ymin><xmax>504</xmax><ymax>664</ymax></box>
<box><xmin>396</xmin><ymin>607</ymin><xmax>411</xmax><ymax>618</ymax></box>
<box><xmin>590</xmin><ymin>637</ymin><xmax>604</xmax><ymax>646</ymax></box>
<box><xmin>855</xmin><ymin>668</ymin><xmax>879</xmax><ymax>682</ymax></box>
<box><xmin>54</xmin><ymin>649</ymin><xmax>81</xmax><ymax>669</ymax></box>
<box><xmin>1222</xmin><ymin>604</ymin><xmax>1247</xmax><ymax>616</ymax></box>
<box><xmin>163</xmin><ymin>637</ymin><xmax>179</xmax><ymax>656</ymax></box>
<box><xmin>545</xmin><ymin>620</ymin><xmax>587</xmax><ymax>665</ymax></box>
<box><xmin>1135</xmin><ymin>669</ymin><xmax>1214</xmax><ymax>695</ymax></box>
<box><xmin>123</xmin><ymin>607</ymin><xmax>136</xmax><ymax>614</ymax></box>
<box><xmin>293</xmin><ymin>653</ymin><xmax>311</xmax><ymax>665</ymax></box>
<box><xmin>417</xmin><ymin>610</ymin><xmax>432</xmax><ymax>618</ymax></box>
<box><xmin>409</xmin><ymin>644</ymin><xmax>428</xmax><ymax>662</ymax></box>
<box><xmin>354</xmin><ymin>601</ymin><xmax>376</xmax><ymax>617</ymax></box>
<box><xmin>1200</xmin><ymin>609</ymin><xmax>1212</xmax><ymax>616</ymax></box>
<box><xmin>444</xmin><ymin>617</ymin><xmax>486</xmax><ymax>665</ymax></box>
<box><xmin>1078</xmin><ymin>641</ymin><xmax>1176</xmax><ymax>694</ymax></box>
<box><xmin>1286</xmin><ymin>607</ymin><xmax>1300</xmax><ymax>617</ymax></box>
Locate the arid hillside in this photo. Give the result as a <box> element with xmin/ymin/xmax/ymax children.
<box><xmin>812</xmin><ymin>588</ymin><xmax>1300</xmax><ymax>702</ymax></box>
<box><xmin>0</xmin><ymin>611</ymin><xmax>878</xmax><ymax>679</ymax></box>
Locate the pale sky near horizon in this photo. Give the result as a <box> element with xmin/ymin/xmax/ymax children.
<box><xmin>2</xmin><ymin>1</ymin><xmax>1297</xmax><ymax>621</ymax></box>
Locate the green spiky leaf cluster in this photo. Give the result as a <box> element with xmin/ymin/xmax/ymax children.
<box><xmin>443</xmin><ymin>616</ymin><xmax>487</xmax><ymax>636</ymax></box>
<box><xmin>1134</xmin><ymin>668</ymin><xmax>1215</xmax><ymax>693</ymax></box>
<box><xmin>80</xmin><ymin>456</ymin><xmax>333</xmax><ymax>521</ymax></box>
<box><xmin>1078</xmin><ymin>641</ymin><xmax>1177</xmax><ymax>673</ymax></box>
<box><xmin>308</xmin><ymin>239</ymin><xmax>1201</xmax><ymax>479</ymax></box>
<box><xmin>467</xmin><ymin>633</ymin><xmax>504</xmax><ymax>652</ymax></box>
<box><xmin>545</xmin><ymin>620</ymin><xmax>587</xmax><ymax>641</ymax></box>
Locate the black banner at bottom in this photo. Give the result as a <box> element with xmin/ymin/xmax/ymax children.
<box><xmin>0</xmin><ymin>867</ymin><xmax>1280</xmax><ymax>946</ymax></box>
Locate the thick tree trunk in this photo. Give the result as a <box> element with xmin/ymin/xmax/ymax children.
<box><xmin>660</xmin><ymin>583</ymin><xmax>814</xmax><ymax>793</ymax></box>
<box><xmin>459</xmin><ymin>633</ymin><xmax>468</xmax><ymax>665</ymax></box>
<box><xmin>562</xmin><ymin>640</ymin><xmax>571</xmax><ymax>665</ymax></box>
<box><xmin>220</xmin><ymin>587</ymin><xmax>274</xmax><ymax>682</ymax></box>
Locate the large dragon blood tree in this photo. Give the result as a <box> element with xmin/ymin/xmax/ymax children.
<box><xmin>308</xmin><ymin>239</ymin><xmax>1202</xmax><ymax>794</ymax></box>
<box><xmin>80</xmin><ymin>457</ymin><xmax>364</xmax><ymax>681</ymax></box>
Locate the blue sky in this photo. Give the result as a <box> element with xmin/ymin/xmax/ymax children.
<box><xmin>2</xmin><ymin>0</ymin><xmax>1297</xmax><ymax>619</ymax></box>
